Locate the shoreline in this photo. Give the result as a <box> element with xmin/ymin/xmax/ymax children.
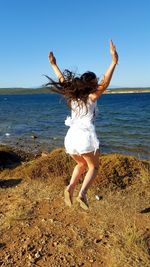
<box><xmin>0</xmin><ymin>88</ymin><xmax>150</xmax><ymax>95</ymax></box>
<box><xmin>105</xmin><ymin>90</ymin><xmax>150</xmax><ymax>94</ymax></box>
<box><xmin>0</xmin><ymin>92</ymin><xmax>149</xmax><ymax>161</ymax></box>
<box><xmin>1</xmin><ymin>138</ymin><xmax>150</xmax><ymax>161</ymax></box>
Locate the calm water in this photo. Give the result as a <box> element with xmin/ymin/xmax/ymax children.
<box><xmin>0</xmin><ymin>93</ymin><xmax>150</xmax><ymax>159</ymax></box>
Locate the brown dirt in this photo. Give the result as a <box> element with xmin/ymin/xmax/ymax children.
<box><xmin>0</xmin><ymin>147</ymin><xmax>150</xmax><ymax>267</ymax></box>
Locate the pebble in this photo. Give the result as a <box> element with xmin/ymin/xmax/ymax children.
<box><xmin>41</xmin><ymin>152</ymin><xmax>49</xmax><ymax>157</ymax></box>
<box><xmin>31</xmin><ymin>135</ymin><xmax>37</xmax><ymax>139</ymax></box>
<box><xmin>95</xmin><ymin>195</ymin><xmax>102</xmax><ymax>200</ymax></box>
<box><xmin>53</xmin><ymin>241</ymin><xmax>59</xmax><ymax>247</ymax></box>
<box><xmin>41</xmin><ymin>239</ymin><xmax>46</xmax><ymax>244</ymax></box>
<box><xmin>35</xmin><ymin>251</ymin><xmax>41</xmax><ymax>259</ymax></box>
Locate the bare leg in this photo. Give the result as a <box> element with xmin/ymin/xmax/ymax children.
<box><xmin>64</xmin><ymin>154</ymin><xmax>87</xmax><ymax>206</ymax></box>
<box><xmin>77</xmin><ymin>150</ymin><xmax>99</xmax><ymax>209</ymax></box>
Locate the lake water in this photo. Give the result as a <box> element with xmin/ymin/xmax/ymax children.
<box><xmin>0</xmin><ymin>93</ymin><xmax>149</xmax><ymax>159</ymax></box>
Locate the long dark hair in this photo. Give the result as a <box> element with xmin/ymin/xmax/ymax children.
<box><xmin>45</xmin><ymin>70</ymin><xmax>99</xmax><ymax>109</ymax></box>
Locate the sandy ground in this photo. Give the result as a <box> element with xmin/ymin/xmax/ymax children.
<box><xmin>0</xmin><ymin>147</ymin><xmax>150</xmax><ymax>267</ymax></box>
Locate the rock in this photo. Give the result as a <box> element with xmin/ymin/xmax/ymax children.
<box><xmin>31</xmin><ymin>135</ymin><xmax>37</xmax><ymax>139</ymax></box>
<box><xmin>41</xmin><ymin>152</ymin><xmax>49</xmax><ymax>157</ymax></box>
<box><xmin>88</xmin><ymin>257</ymin><xmax>96</xmax><ymax>263</ymax></box>
<box><xmin>95</xmin><ymin>195</ymin><xmax>103</xmax><ymax>200</ymax></box>
<box><xmin>35</xmin><ymin>251</ymin><xmax>41</xmax><ymax>259</ymax></box>
<box><xmin>53</xmin><ymin>241</ymin><xmax>59</xmax><ymax>247</ymax></box>
<box><xmin>41</xmin><ymin>239</ymin><xmax>46</xmax><ymax>244</ymax></box>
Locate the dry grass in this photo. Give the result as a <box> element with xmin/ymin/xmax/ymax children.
<box><xmin>0</xmin><ymin>147</ymin><xmax>150</xmax><ymax>266</ymax></box>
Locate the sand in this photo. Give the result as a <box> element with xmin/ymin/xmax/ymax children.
<box><xmin>0</xmin><ymin>146</ymin><xmax>150</xmax><ymax>266</ymax></box>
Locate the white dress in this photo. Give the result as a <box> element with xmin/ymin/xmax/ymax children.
<box><xmin>64</xmin><ymin>97</ymin><xmax>100</xmax><ymax>155</ymax></box>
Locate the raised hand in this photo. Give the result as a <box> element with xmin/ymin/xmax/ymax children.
<box><xmin>48</xmin><ymin>51</ymin><xmax>64</xmax><ymax>82</ymax></box>
<box><xmin>48</xmin><ymin>51</ymin><xmax>56</xmax><ymax>65</ymax></box>
<box><xmin>110</xmin><ymin>40</ymin><xmax>118</xmax><ymax>65</ymax></box>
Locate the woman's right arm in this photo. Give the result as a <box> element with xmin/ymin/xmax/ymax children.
<box><xmin>48</xmin><ymin>52</ymin><xmax>65</xmax><ymax>83</ymax></box>
<box><xmin>89</xmin><ymin>40</ymin><xmax>118</xmax><ymax>102</ymax></box>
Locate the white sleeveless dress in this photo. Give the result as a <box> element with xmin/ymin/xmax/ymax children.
<box><xmin>64</xmin><ymin>97</ymin><xmax>100</xmax><ymax>155</ymax></box>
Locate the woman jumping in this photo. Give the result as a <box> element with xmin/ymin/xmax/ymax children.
<box><xmin>47</xmin><ymin>40</ymin><xmax>118</xmax><ymax>210</ymax></box>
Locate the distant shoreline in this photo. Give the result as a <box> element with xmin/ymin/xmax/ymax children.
<box><xmin>0</xmin><ymin>87</ymin><xmax>150</xmax><ymax>94</ymax></box>
<box><xmin>105</xmin><ymin>89</ymin><xmax>150</xmax><ymax>94</ymax></box>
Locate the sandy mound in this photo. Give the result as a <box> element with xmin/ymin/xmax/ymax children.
<box><xmin>0</xmin><ymin>147</ymin><xmax>150</xmax><ymax>266</ymax></box>
<box><xmin>1</xmin><ymin>147</ymin><xmax>149</xmax><ymax>190</ymax></box>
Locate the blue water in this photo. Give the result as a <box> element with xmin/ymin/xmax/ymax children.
<box><xmin>0</xmin><ymin>93</ymin><xmax>150</xmax><ymax>159</ymax></box>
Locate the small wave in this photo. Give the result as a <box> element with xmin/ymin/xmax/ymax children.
<box><xmin>5</xmin><ymin>133</ymin><xmax>10</xmax><ymax>137</ymax></box>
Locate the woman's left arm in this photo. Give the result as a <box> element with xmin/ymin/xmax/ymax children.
<box><xmin>89</xmin><ymin>40</ymin><xmax>118</xmax><ymax>101</ymax></box>
<box><xmin>48</xmin><ymin>52</ymin><xmax>65</xmax><ymax>83</ymax></box>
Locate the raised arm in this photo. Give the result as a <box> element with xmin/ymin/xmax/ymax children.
<box><xmin>89</xmin><ymin>40</ymin><xmax>118</xmax><ymax>102</ymax></box>
<box><xmin>48</xmin><ymin>52</ymin><xmax>65</xmax><ymax>83</ymax></box>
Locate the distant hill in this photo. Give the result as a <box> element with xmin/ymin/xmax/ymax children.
<box><xmin>0</xmin><ymin>86</ymin><xmax>150</xmax><ymax>94</ymax></box>
<box><xmin>0</xmin><ymin>87</ymin><xmax>52</xmax><ymax>94</ymax></box>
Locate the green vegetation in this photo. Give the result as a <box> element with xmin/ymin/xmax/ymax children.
<box><xmin>0</xmin><ymin>87</ymin><xmax>52</xmax><ymax>94</ymax></box>
<box><xmin>0</xmin><ymin>86</ymin><xmax>150</xmax><ymax>94</ymax></box>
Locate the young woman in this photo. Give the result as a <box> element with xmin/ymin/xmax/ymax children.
<box><xmin>47</xmin><ymin>40</ymin><xmax>118</xmax><ymax>210</ymax></box>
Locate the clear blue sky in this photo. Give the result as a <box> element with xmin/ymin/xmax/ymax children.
<box><xmin>0</xmin><ymin>0</ymin><xmax>150</xmax><ymax>88</ymax></box>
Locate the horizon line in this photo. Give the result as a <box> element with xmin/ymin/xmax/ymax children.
<box><xmin>0</xmin><ymin>86</ymin><xmax>150</xmax><ymax>90</ymax></box>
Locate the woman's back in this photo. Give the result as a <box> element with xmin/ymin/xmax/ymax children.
<box><xmin>70</xmin><ymin>97</ymin><xmax>97</xmax><ymax>127</ymax></box>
